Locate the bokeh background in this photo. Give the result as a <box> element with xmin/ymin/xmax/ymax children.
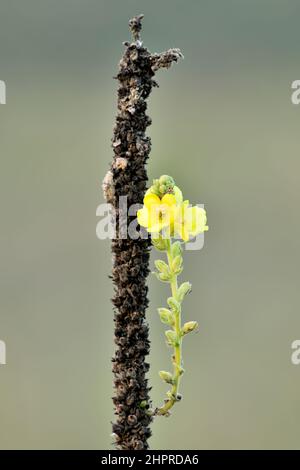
<box><xmin>1</xmin><ymin>0</ymin><xmax>300</xmax><ymax>450</ymax></box>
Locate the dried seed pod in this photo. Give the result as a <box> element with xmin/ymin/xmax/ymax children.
<box><xmin>114</xmin><ymin>157</ymin><xmax>128</xmax><ymax>170</ymax></box>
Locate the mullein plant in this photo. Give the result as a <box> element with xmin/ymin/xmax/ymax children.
<box><xmin>137</xmin><ymin>175</ymin><xmax>208</xmax><ymax>416</ymax></box>
<box><xmin>103</xmin><ymin>15</ymin><xmax>183</xmax><ymax>450</ymax></box>
<box><xmin>104</xmin><ymin>14</ymin><xmax>208</xmax><ymax>450</ymax></box>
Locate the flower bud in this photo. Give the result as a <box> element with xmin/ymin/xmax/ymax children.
<box><xmin>171</xmin><ymin>255</ymin><xmax>183</xmax><ymax>274</ymax></box>
<box><xmin>159</xmin><ymin>370</ymin><xmax>174</xmax><ymax>384</ymax></box>
<box><xmin>152</xmin><ymin>236</ymin><xmax>167</xmax><ymax>251</ymax></box>
<box><xmin>155</xmin><ymin>259</ymin><xmax>170</xmax><ymax>275</ymax></box>
<box><xmin>171</xmin><ymin>241</ymin><xmax>182</xmax><ymax>258</ymax></box>
<box><xmin>177</xmin><ymin>282</ymin><xmax>192</xmax><ymax>302</ymax></box>
<box><xmin>146</xmin><ymin>180</ymin><xmax>161</xmax><ymax>197</ymax></box>
<box><xmin>159</xmin><ymin>174</ymin><xmax>175</xmax><ymax>188</ymax></box>
<box><xmin>165</xmin><ymin>330</ymin><xmax>178</xmax><ymax>346</ymax></box>
<box><xmin>156</xmin><ymin>175</ymin><xmax>175</xmax><ymax>196</ymax></box>
<box><xmin>156</xmin><ymin>272</ymin><xmax>172</xmax><ymax>282</ymax></box>
<box><xmin>167</xmin><ymin>297</ymin><xmax>181</xmax><ymax>314</ymax></box>
<box><xmin>173</xmin><ymin>186</ymin><xmax>183</xmax><ymax>204</ymax></box>
<box><xmin>182</xmin><ymin>321</ymin><xmax>198</xmax><ymax>335</ymax></box>
<box><xmin>158</xmin><ymin>308</ymin><xmax>174</xmax><ymax>325</ymax></box>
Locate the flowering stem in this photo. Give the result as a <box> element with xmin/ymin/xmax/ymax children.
<box><xmin>156</xmin><ymin>239</ymin><xmax>183</xmax><ymax>416</ymax></box>
<box><xmin>138</xmin><ymin>175</ymin><xmax>206</xmax><ymax>419</ymax></box>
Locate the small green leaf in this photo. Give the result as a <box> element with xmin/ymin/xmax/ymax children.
<box><xmin>158</xmin><ymin>308</ymin><xmax>174</xmax><ymax>325</ymax></box>
<box><xmin>177</xmin><ymin>281</ymin><xmax>192</xmax><ymax>302</ymax></box>
<box><xmin>182</xmin><ymin>321</ymin><xmax>198</xmax><ymax>335</ymax></box>
<box><xmin>159</xmin><ymin>370</ymin><xmax>174</xmax><ymax>384</ymax></box>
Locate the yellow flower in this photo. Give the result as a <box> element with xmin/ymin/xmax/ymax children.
<box><xmin>174</xmin><ymin>201</ymin><xmax>208</xmax><ymax>242</ymax></box>
<box><xmin>137</xmin><ymin>193</ymin><xmax>177</xmax><ymax>235</ymax></box>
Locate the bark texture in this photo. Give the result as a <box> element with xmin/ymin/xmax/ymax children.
<box><xmin>103</xmin><ymin>14</ymin><xmax>182</xmax><ymax>450</ymax></box>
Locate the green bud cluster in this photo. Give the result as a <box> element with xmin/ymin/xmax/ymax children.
<box><xmin>147</xmin><ymin>175</ymin><xmax>175</xmax><ymax>198</ymax></box>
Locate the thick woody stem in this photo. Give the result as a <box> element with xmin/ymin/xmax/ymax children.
<box><xmin>103</xmin><ymin>15</ymin><xmax>182</xmax><ymax>450</ymax></box>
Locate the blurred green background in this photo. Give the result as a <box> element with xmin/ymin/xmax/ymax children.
<box><xmin>1</xmin><ymin>0</ymin><xmax>300</xmax><ymax>450</ymax></box>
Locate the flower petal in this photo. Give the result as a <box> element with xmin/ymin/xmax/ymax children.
<box><xmin>137</xmin><ymin>208</ymin><xmax>149</xmax><ymax>228</ymax></box>
<box><xmin>144</xmin><ymin>193</ymin><xmax>161</xmax><ymax>209</ymax></box>
<box><xmin>161</xmin><ymin>193</ymin><xmax>177</xmax><ymax>207</ymax></box>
